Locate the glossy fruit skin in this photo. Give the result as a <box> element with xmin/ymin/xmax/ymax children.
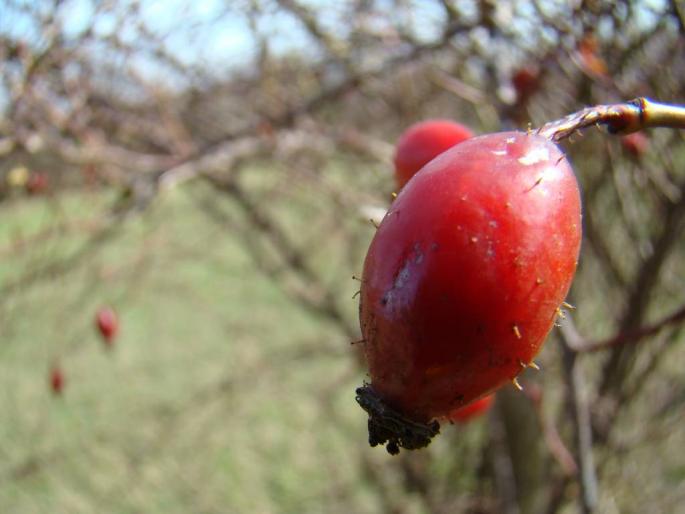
<box><xmin>393</xmin><ymin>120</ymin><xmax>473</xmax><ymax>190</ymax></box>
<box><xmin>360</xmin><ymin>131</ymin><xmax>581</xmax><ymax>422</ymax></box>
<box><xmin>447</xmin><ymin>394</ymin><xmax>494</xmax><ymax>423</ymax></box>
<box><xmin>96</xmin><ymin>307</ymin><xmax>118</xmax><ymax>346</ymax></box>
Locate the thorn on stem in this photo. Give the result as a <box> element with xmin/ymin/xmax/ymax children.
<box><xmin>512</xmin><ymin>377</ymin><xmax>523</xmax><ymax>391</ymax></box>
<box><xmin>512</xmin><ymin>324</ymin><xmax>522</xmax><ymax>339</ymax></box>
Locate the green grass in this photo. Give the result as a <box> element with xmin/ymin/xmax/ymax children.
<box><xmin>0</xmin><ymin>186</ymin><xmax>391</xmax><ymax>514</ymax></box>
<box><xmin>2</xmin><ymin>179</ymin><xmax>496</xmax><ymax>514</ymax></box>
<box><xmin>5</xmin><ymin>160</ymin><xmax>683</xmax><ymax>514</ymax></box>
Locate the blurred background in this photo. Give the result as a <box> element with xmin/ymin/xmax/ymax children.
<box><xmin>1</xmin><ymin>1</ymin><xmax>684</xmax><ymax>513</ymax></box>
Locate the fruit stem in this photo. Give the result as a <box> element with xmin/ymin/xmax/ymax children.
<box><xmin>537</xmin><ymin>97</ymin><xmax>685</xmax><ymax>142</ymax></box>
<box><xmin>641</xmin><ymin>97</ymin><xmax>685</xmax><ymax>130</ymax></box>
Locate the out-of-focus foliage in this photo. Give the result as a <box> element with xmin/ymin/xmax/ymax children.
<box><xmin>1</xmin><ymin>1</ymin><xmax>685</xmax><ymax>513</ymax></box>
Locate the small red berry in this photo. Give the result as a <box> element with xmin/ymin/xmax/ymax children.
<box><xmin>512</xmin><ymin>66</ymin><xmax>540</xmax><ymax>103</ymax></box>
<box><xmin>393</xmin><ymin>120</ymin><xmax>473</xmax><ymax>190</ymax></box>
<box><xmin>447</xmin><ymin>395</ymin><xmax>494</xmax><ymax>424</ymax></box>
<box><xmin>96</xmin><ymin>306</ymin><xmax>119</xmax><ymax>347</ymax></box>
<box><xmin>576</xmin><ymin>34</ymin><xmax>608</xmax><ymax>78</ymax></box>
<box><xmin>50</xmin><ymin>365</ymin><xmax>65</xmax><ymax>395</ymax></box>
<box><xmin>620</xmin><ymin>132</ymin><xmax>649</xmax><ymax>159</ymax></box>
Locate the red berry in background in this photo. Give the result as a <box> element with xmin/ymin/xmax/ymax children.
<box><xmin>50</xmin><ymin>365</ymin><xmax>65</xmax><ymax>395</ymax></box>
<box><xmin>393</xmin><ymin>120</ymin><xmax>473</xmax><ymax>190</ymax></box>
<box><xmin>620</xmin><ymin>131</ymin><xmax>649</xmax><ymax>159</ymax></box>
<box><xmin>576</xmin><ymin>34</ymin><xmax>608</xmax><ymax>78</ymax></box>
<box><xmin>447</xmin><ymin>395</ymin><xmax>494</xmax><ymax>424</ymax></box>
<box><xmin>96</xmin><ymin>306</ymin><xmax>119</xmax><ymax>347</ymax></box>
<box><xmin>512</xmin><ymin>66</ymin><xmax>540</xmax><ymax>103</ymax></box>
<box><xmin>26</xmin><ymin>171</ymin><xmax>49</xmax><ymax>195</ymax></box>
<box><xmin>357</xmin><ymin>131</ymin><xmax>581</xmax><ymax>453</ymax></box>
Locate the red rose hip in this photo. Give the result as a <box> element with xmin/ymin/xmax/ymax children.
<box><xmin>357</xmin><ymin>131</ymin><xmax>581</xmax><ymax>453</ymax></box>
<box><xmin>512</xmin><ymin>66</ymin><xmax>541</xmax><ymax>103</ymax></box>
<box><xmin>620</xmin><ymin>131</ymin><xmax>649</xmax><ymax>159</ymax></box>
<box><xmin>393</xmin><ymin>120</ymin><xmax>473</xmax><ymax>190</ymax></box>
<box><xmin>50</xmin><ymin>365</ymin><xmax>65</xmax><ymax>395</ymax></box>
<box><xmin>96</xmin><ymin>306</ymin><xmax>118</xmax><ymax>347</ymax></box>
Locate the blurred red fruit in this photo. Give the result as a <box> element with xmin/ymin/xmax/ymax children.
<box><xmin>512</xmin><ymin>66</ymin><xmax>540</xmax><ymax>103</ymax></box>
<box><xmin>620</xmin><ymin>132</ymin><xmax>649</xmax><ymax>158</ymax></box>
<box><xmin>447</xmin><ymin>395</ymin><xmax>494</xmax><ymax>423</ymax></box>
<box><xmin>26</xmin><ymin>172</ymin><xmax>49</xmax><ymax>195</ymax></box>
<box><xmin>393</xmin><ymin>120</ymin><xmax>473</xmax><ymax>190</ymax></box>
<box><xmin>50</xmin><ymin>365</ymin><xmax>64</xmax><ymax>395</ymax></box>
<box><xmin>577</xmin><ymin>34</ymin><xmax>608</xmax><ymax>78</ymax></box>
<box><xmin>96</xmin><ymin>306</ymin><xmax>119</xmax><ymax>347</ymax></box>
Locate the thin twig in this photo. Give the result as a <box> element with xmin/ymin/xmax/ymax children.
<box><xmin>574</xmin><ymin>299</ymin><xmax>685</xmax><ymax>353</ymax></box>
<box><xmin>537</xmin><ymin>98</ymin><xmax>685</xmax><ymax>141</ymax></box>
<box><xmin>558</xmin><ymin>318</ymin><xmax>599</xmax><ymax>514</ymax></box>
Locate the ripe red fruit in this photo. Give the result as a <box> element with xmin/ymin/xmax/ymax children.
<box><xmin>620</xmin><ymin>131</ymin><xmax>649</xmax><ymax>159</ymax></box>
<box><xmin>96</xmin><ymin>306</ymin><xmax>118</xmax><ymax>347</ymax></box>
<box><xmin>357</xmin><ymin>131</ymin><xmax>581</xmax><ymax>453</ymax></box>
<box><xmin>447</xmin><ymin>395</ymin><xmax>494</xmax><ymax>423</ymax></box>
<box><xmin>393</xmin><ymin>120</ymin><xmax>473</xmax><ymax>190</ymax></box>
<box><xmin>50</xmin><ymin>365</ymin><xmax>65</xmax><ymax>395</ymax></box>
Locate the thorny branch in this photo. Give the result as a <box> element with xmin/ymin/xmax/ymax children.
<box><xmin>537</xmin><ymin>98</ymin><xmax>685</xmax><ymax>141</ymax></box>
<box><xmin>568</xmin><ymin>300</ymin><xmax>685</xmax><ymax>353</ymax></box>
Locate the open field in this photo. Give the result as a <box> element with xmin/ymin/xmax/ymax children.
<box><xmin>2</xmin><ymin>174</ymin><xmax>684</xmax><ymax>513</ymax></box>
<box><xmin>0</xmin><ymin>180</ymin><xmax>494</xmax><ymax>513</ymax></box>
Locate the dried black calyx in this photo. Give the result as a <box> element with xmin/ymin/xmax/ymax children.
<box><xmin>355</xmin><ymin>384</ymin><xmax>440</xmax><ymax>455</ymax></box>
